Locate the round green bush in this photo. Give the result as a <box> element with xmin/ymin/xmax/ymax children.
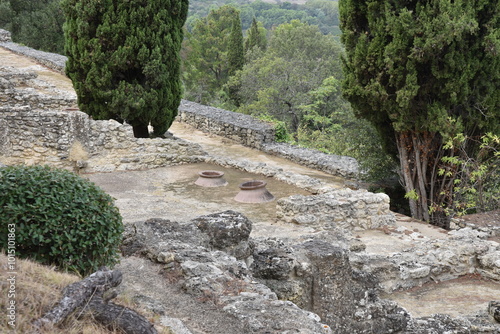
<box><xmin>0</xmin><ymin>165</ymin><xmax>123</xmax><ymax>275</ymax></box>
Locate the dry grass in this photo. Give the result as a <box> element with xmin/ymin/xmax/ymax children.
<box><xmin>0</xmin><ymin>253</ymin><xmax>169</xmax><ymax>333</ymax></box>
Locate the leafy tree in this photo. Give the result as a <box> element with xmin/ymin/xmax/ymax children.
<box><xmin>183</xmin><ymin>5</ymin><xmax>243</xmax><ymax>105</ymax></box>
<box><xmin>0</xmin><ymin>1</ymin><xmax>13</xmax><ymax>30</ymax></box>
<box><xmin>340</xmin><ymin>0</ymin><xmax>500</xmax><ymax>228</ymax></box>
<box><xmin>62</xmin><ymin>0</ymin><xmax>188</xmax><ymax>138</ymax></box>
<box><xmin>298</xmin><ymin>76</ymin><xmax>397</xmax><ymax>182</ymax></box>
<box><xmin>232</xmin><ymin>20</ymin><xmax>343</xmax><ymax>134</ymax></box>
<box><xmin>442</xmin><ymin>133</ymin><xmax>500</xmax><ymax>215</ymax></box>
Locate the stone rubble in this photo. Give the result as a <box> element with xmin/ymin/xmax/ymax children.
<box><xmin>349</xmin><ymin>227</ymin><xmax>500</xmax><ymax>293</ymax></box>
<box><xmin>120</xmin><ymin>211</ymin><xmax>499</xmax><ymax>333</ymax></box>
<box><xmin>121</xmin><ymin>212</ymin><xmax>334</xmax><ymax>334</ymax></box>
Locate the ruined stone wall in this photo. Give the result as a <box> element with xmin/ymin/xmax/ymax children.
<box><xmin>276</xmin><ymin>188</ymin><xmax>395</xmax><ymax>231</ymax></box>
<box><xmin>178</xmin><ymin>100</ymin><xmax>276</xmax><ymax>149</ymax></box>
<box><xmin>0</xmin><ymin>107</ymin><xmax>90</xmax><ymax>168</ymax></box>
<box><xmin>0</xmin><ymin>29</ymin><xmax>66</xmax><ymax>73</ymax></box>
<box><xmin>178</xmin><ymin>100</ymin><xmax>359</xmax><ymax>179</ymax></box>
<box><xmin>0</xmin><ymin>30</ymin><xmax>360</xmax><ymax>179</ymax></box>
<box><xmin>0</xmin><ymin>106</ymin><xmax>206</xmax><ymax>172</ymax></box>
<box><xmin>349</xmin><ymin>228</ymin><xmax>500</xmax><ymax>293</ymax></box>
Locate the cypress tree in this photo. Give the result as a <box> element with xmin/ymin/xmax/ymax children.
<box><xmin>244</xmin><ymin>17</ymin><xmax>267</xmax><ymax>53</ymax></box>
<box><xmin>183</xmin><ymin>5</ymin><xmax>242</xmax><ymax>104</ymax></box>
<box><xmin>228</xmin><ymin>15</ymin><xmax>244</xmax><ymax>77</ymax></box>
<box><xmin>62</xmin><ymin>0</ymin><xmax>188</xmax><ymax>138</ymax></box>
<box><xmin>340</xmin><ymin>0</ymin><xmax>500</xmax><ymax>228</ymax></box>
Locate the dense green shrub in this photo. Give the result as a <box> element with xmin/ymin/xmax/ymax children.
<box><xmin>0</xmin><ymin>165</ymin><xmax>123</xmax><ymax>275</ymax></box>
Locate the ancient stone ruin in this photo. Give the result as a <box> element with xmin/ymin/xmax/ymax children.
<box><xmin>1</xmin><ymin>29</ymin><xmax>499</xmax><ymax>333</ymax></box>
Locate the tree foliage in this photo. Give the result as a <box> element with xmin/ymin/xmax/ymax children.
<box><xmin>228</xmin><ymin>14</ymin><xmax>245</xmax><ymax>77</ymax></box>
<box><xmin>340</xmin><ymin>0</ymin><xmax>500</xmax><ymax>228</ymax></box>
<box><xmin>298</xmin><ymin>76</ymin><xmax>397</xmax><ymax>181</ymax></box>
<box><xmin>0</xmin><ymin>0</ymin><xmax>65</xmax><ymax>54</ymax></box>
<box><xmin>232</xmin><ymin>20</ymin><xmax>343</xmax><ymax>133</ymax></box>
<box><xmin>182</xmin><ymin>5</ymin><xmax>243</xmax><ymax>104</ymax></box>
<box><xmin>62</xmin><ymin>0</ymin><xmax>188</xmax><ymax>138</ymax></box>
<box><xmin>244</xmin><ymin>17</ymin><xmax>267</xmax><ymax>54</ymax></box>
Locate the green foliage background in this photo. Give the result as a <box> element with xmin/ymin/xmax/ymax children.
<box><xmin>0</xmin><ymin>0</ymin><xmax>65</xmax><ymax>54</ymax></box>
<box><xmin>0</xmin><ymin>165</ymin><xmax>123</xmax><ymax>275</ymax></box>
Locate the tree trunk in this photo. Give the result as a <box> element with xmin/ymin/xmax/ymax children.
<box><xmin>132</xmin><ymin>123</ymin><xmax>150</xmax><ymax>138</ymax></box>
<box><xmin>88</xmin><ymin>296</ymin><xmax>158</xmax><ymax>333</ymax></box>
<box><xmin>32</xmin><ymin>268</ymin><xmax>157</xmax><ymax>334</ymax></box>
<box><xmin>396</xmin><ymin>131</ymin><xmax>453</xmax><ymax>229</ymax></box>
<box><xmin>32</xmin><ymin>268</ymin><xmax>123</xmax><ymax>328</ymax></box>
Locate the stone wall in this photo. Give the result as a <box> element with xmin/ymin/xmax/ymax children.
<box><xmin>178</xmin><ymin>100</ymin><xmax>276</xmax><ymax>149</ymax></box>
<box><xmin>0</xmin><ymin>29</ymin><xmax>66</xmax><ymax>73</ymax></box>
<box><xmin>0</xmin><ymin>107</ymin><xmax>89</xmax><ymax>168</ymax></box>
<box><xmin>349</xmin><ymin>228</ymin><xmax>500</xmax><ymax>293</ymax></box>
<box><xmin>0</xmin><ymin>106</ymin><xmax>206</xmax><ymax>172</ymax></box>
<box><xmin>276</xmin><ymin>188</ymin><xmax>395</xmax><ymax>230</ymax></box>
<box><xmin>177</xmin><ymin>100</ymin><xmax>359</xmax><ymax>179</ymax></box>
<box><xmin>0</xmin><ymin>30</ymin><xmax>360</xmax><ymax>179</ymax></box>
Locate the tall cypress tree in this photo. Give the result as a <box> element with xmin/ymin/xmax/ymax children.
<box><xmin>228</xmin><ymin>16</ymin><xmax>244</xmax><ymax>77</ymax></box>
<box><xmin>244</xmin><ymin>17</ymin><xmax>267</xmax><ymax>53</ymax></box>
<box><xmin>340</xmin><ymin>0</ymin><xmax>500</xmax><ymax>228</ymax></box>
<box><xmin>62</xmin><ymin>0</ymin><xmax>188</xmax><ymax>138</ymax></box>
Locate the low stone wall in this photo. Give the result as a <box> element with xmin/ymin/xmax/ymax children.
<box><xmin>177</xmin><ymin>100</ymin><xmax>276</xmax><ymax>149</ymax></box>
<box><xmin>0</xmin><ymin>32</ymin><xmax>361</xmax><ymax>179</ymax></box>
<box><xmin>276</xmin><ymin>188</ymin><xmax>395</xmax><ymax>230</ymax></box>
<box><xmin>0</xmin><ymin>106</ymin><xmax>206</xmax><ymax>172</ymax></box>
<box><xmin>350</xmin><ymin>227</ymin><xmax>500</xmax><ymax>292</ymax></box>
<box><xmin>262</xmin><ymin>143</ymin><xmax>359</xmax><ymax>179</ymax></box>
<box><xmin>87</xmin><ymin>119</ymin><xmax>207</xmax><ymax>172</ymax></box>
<box><xmin>0</xmin><ymin>107</ymin><xmax>90</xmax><ymax>168</ymax></box>
<box><xmin>0</xmin><ymin>29</ymin><xmax>66</xmax><ymax>73</ymax></box>
<box><xmin>178</xmin><ymin>100</ymin><xmax>360</xmax><ymax>179</ymax></box>
<box><xmin>0</xmin><ymin>65</ymin><xmax>76</xmax><ymax>110</ymax></box>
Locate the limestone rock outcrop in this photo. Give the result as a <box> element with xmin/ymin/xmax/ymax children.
<box><xmin>120</xmin><ymin>211</ymin><xmax>499</xmax><ymax>333</ymax></box>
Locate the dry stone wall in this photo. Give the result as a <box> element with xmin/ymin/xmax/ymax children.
<box><xmin>178</xmin><ymin>100</ymin><xmax>276</xmax><ymax>149</ymax></box>
<box><xmin>0</xmin><ymin>106</ymin><xmax>206</xmax><ymax>172</ymax></box>
<box><xmin>0</xmin><ymin>107</ymin><xmax>89</xmax><ymax>168</ymax></box>
<box><xmin>0</xmin><ymin>65</ymin><xmax>76</xmax><ymax>110</ymax></box>
<box><xmin>349</xmin><ymin>228</ymin><xmax>500</xmax><ymax>293</ymax></box>
<box><xmin>178</xmin><ymin>100</ymin><xmax>359</xmax><ymax>179</ymax></box>
<box><xmin>276</xmin><ymin>188</ymin><xmax>395</xmax><ymax>230</ymax></box>
<box><xmin>0</xmin><ymin>29</ymin><xmax>66</xmax><ymax>73</ymax></box>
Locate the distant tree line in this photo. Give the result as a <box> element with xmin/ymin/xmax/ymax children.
<box><xmin>186</xmin><ymin>0</ymin><xmax>341</xmax><ymax>35</ymax></box>
<box><xmin>0</xmin><ymin>0</ymin><xmax>340</xmax><ymax>54</ymax></box>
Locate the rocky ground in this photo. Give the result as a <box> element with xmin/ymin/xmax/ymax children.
<box><xmin>1</xmin><ymin>42</ymin><xmax>499</xmax><ymax>334</ymax></box>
